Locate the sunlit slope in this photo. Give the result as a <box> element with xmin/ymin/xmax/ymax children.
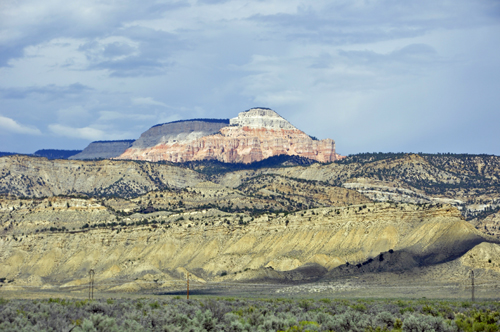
<box><xmin>0</xmin><ymin>202</ymin><xmax>490</xmax><ymax>290</ymax></box>
<box><xmin>0</xmin><ymin>155</ymin><xmax>205</xmax><ymax>198</ymax></box>
<box><xmin>215</xmin><ymin>153</ymin><xmax>500</xmax><ymax>222</ymax></box>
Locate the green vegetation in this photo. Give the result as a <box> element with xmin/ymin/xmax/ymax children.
<box><xmin>174</xmin><ymin>154</ymin><xmax>317</xmax><ymax>176</ymax></box>
<box><xmin>336</xmin><ymin>152</ymin><xmax>410</xmax><ymax>165</ymax></box>
<box><xmin>33</xmin><ymin>149</ymin><xmax>82</xmax><ymax>160</ymax></box>
<box><xmin>1</xmin><ymin>297</ymin><xmax>499</xmax><ymax>331</ymax></box>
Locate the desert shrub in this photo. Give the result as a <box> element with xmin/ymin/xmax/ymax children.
<box><xmin>121</xmin><ymin>319</ymin><xmax>144</xmax><ymax>332</ymax></box>
<box><xmin>1</xmin><ymin>297</ymin><xmax>500</xmax><ymax>332</ymax></box>
<box><xmin>422</xmin><ymin>304</ymin><xmax>440</xmax><ymax>317</ymax></box>
<box><xmin>73</xmin><ymin>313</ymin><xmax>119</xmax><ymax>332</ymax></box>
<box><xmin>401</xmin><ymin>306</ymin><xmax>416</xmax><ymax>315</ymax></box>
<box><xmin>320</xmin><ymin>310</ymin><xmax>373</xmax><ymax>332</ymax></box>
<box><xmin>376</xmin><ymin>311</ymin><xmax>396</xmax><ymax>329</ymax></box>
<box><xmin>298</xmin><ymin>299</ymin><xmax>314</xmax><ymax>311</ymax></box>
<box><xmin>402</xmin><ymin>314</ymin><xmax>456</xmax><ymax>332</ymax></box>
<box><xmin>319</xmin><ymin>298</ymin><xmax>331</xmax><ymax>305</ymax></box>
<box><xmin>205</xmin><ymin>299</ymin><xmax>231</xmax><ymax>322</ymax></box>
<box><xmin>455</xmin><ymin>310</ymin><xmax>500</xmax><ymax>332</ymax></box>
<box><xmin>351</xmin><ymin>303</ymin><xmax>367</xmax><ymax>312</ymax></box>
<box><xmin>279</xmin><ymin>320</ymin><xmax>320</xmax><ymax>332</ymax></box>
<box><xmin>305</xmin><ymin>311</ymin><xmax>330</xmax><ymax>326</ymax></box>
<box><xmin>261</xmin><ymin>313</ymin><xmax>296</xmax><ymax>331</ymax></box>
<box><xmin>191</xmin><ymin>310</ymin><xmax>217</xmax><ymax>331</ymax></box>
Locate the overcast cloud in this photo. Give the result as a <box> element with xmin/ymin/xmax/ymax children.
<box><xmin>0</xmin><ymin>0</ymin><xmax>499</xmax><ymax>155</ymax></box>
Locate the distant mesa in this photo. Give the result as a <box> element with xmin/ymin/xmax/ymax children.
<box><xmin>151</xmin><ymin>118</ymin><xmax>230</xmax><ymax>128</ymax></box>
<box><xmin>0</xmin><ymin>151</ymin><xmax>19</xmax><ymax>157</ymax></box>
<box><xmin>34</xmin><ymin>149</ymin><xmax>82</xmax><ymax>160</ymax></box>
<box><xmin>69</xmin><ymin>140</ymin><xmax>135</xmax><ymax>160</ymax></box>
<box><xmin>132</xmin><ymin>119</ymin><xmax>230</xmax><ymax>150</ymax></box>
<box><xmin>0</xmin><ymin>150</ymin><xmax>82</xmax><ymax>160</ymax></box>
<box><xmin>116</xmin><ymin>107</ymin><xmax>343</xmax><ymax>164</ymax></box>
<box><xmin>2</xmin><ymin>108</ymin><xmax>342</xmax><ymax>164</ymax></box>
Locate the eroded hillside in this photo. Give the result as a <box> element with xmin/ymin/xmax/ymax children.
<box><xmin>0</xmin><ymin>155</ymin><xmax>205</xmax><ymax>198</ymax></box>
<box><xmin>1</xmin><ymin>153</ymin><xmax>500</xmax><ymax>295</ymax></box>
<box><xmin>0</xmin><ymin>200</ymin><xmax>491</xmax><ymax>293</ymax></box>
<box><xmin>215</xmin><ymin>153</ymin><xmax>500</xmax><ymax>220</ymax></box>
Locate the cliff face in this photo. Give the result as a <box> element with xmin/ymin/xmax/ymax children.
<box><xmin>229</xmin><ymin>108</ymin><xmax>296</xmax><ymax>129</ymax></box>
<box><xmin>69</xmin><ymin>140</ymin><xmax>135</xmax><ymax>160</ymax></box>
<box><xmin>117</xmin><ymin>108</ymin><xmax>341</xmax><ymax>163</ymax></box>
<box><xmin>131</xmin><ymin>120</ymin><xmax>229</xmax><ymax>149</ymax></box>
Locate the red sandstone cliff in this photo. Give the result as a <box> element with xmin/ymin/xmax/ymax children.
<box><xmin>117</xmin><ymin>108</ymin><xmax>342</xmax><ymax>163</ymax></box>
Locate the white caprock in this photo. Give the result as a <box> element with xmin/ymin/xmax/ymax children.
<box><xmin>230</xmin><ymin>107</ymin><xmax>297</xmax><ymax>130</ymax></box>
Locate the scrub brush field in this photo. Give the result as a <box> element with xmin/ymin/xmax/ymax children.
<box><xmin>1</xmin><ymin>297</ymin><xmax>499</xmax><ymax>332</ymax></box>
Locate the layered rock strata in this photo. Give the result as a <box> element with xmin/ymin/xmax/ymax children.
<box><xmin>117</xmin><ymin>108</ymin><xmax>341</xmax><ymax>163</ymax></box>
<box><xmin>70</xmin><ymin>140</ymin><xmax>135</xmax><ymax>160</ymax></box>
<box><xmin>0</xmin><ymin>202</ymin><xmax>489</xmax><ymax>289</ymax></box>
<box><xmin>131</xmin><ymin>119</ymin><xmax>229</xmax><ymax>149</ymax></box>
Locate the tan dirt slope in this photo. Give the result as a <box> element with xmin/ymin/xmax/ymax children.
<box><xmin>0</xmin><ymin>202</ymin><xmax>492</xmax><ymax>291</ymax></box>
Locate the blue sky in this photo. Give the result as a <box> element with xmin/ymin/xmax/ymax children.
<box><xmin>1</xmin><ymin>0</ymin><xmax>499</xmax><ymax>156</ymax></box>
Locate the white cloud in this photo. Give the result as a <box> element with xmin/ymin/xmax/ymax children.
<box><xmin>48</xmin><ymin>123</ymin><xmax>105</xmax><ymax>140</ymax></box>
<box><xmin>98</xmin><ymin>110</ymin><xmax>156</xmax><ymax>121</ymax></box>
<box><xmin>0</xmin><ymin>115</ymin><xmax>41</xmax><ymax>135</ymax></box>
<box><xmin>48</xmin><ymin>123</ymin><xmax>136</xmax><ymax>141</ymax></box>
<box><xmin>131</xmin><ymin>97</ymin><xmax>168</xmax><ymax>107</ymax></box>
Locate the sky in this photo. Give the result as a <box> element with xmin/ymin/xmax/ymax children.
<box><xmin>1</xmin><ymin>0</ymin><xmax>499</xmax><ymax>156</ymax></box>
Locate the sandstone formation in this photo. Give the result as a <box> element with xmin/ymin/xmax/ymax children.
<box><xmin>2</xmin><ymin>153</ymin><xmax>500</xmax><ymax>223</ymax></box>
<box><xmin>117</xmin><ymin>108</ymin><xmax>341</xmax><ymax>164</ymax></box>
<box><xmin>470</xmin><ymin>212</ymin><xmax>500</xmax><ymax>238</ymax></box>
<box><xmin>2</xmin><ymin>152</ymin><xmax>500</xmax><ymax>294</ymax></box>
<box><xmin>215</xmin><ymin>153</ymin><xmax>500</xmax><ymax>222</ymax></box>
<box><xmin>229</xmin><ymin>108</ymin><xmax>296</xmax><ymax>129</ymax></box>
<box><xmin>69</xmin><ymin>140</ymin><xmax>135</xmax><ymax>160</ymax></box>
<box><xmin>0</xmin><ymin>201</ymin><xmax>490</xmax><ymax>291</ymax></box>
<box><xmin>131</xmin><ymin>119</ymin><xmax>229</xmax><ymax>149</ymax></box>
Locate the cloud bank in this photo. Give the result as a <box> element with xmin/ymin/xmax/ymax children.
<box><xmin>0</xmin><ymin>115</ymin><xmax>41</xmax><ymax>135</ymax></box>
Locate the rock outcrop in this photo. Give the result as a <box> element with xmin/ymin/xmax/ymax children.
<box><xmin>117</xmin><ymin>108</ymin><xmax>342</xmax><ymax>163</ymax></box>
<box><xmin>0</xmin><ymin>201</ymin><xmax>490</xmax><ymax>290</ymax></box>
<box><xmin>229</xmin><ymin>108</ymin><xmax>296</xmax><ymax>129</ymax></box>
<box><xmin>470</xmin><ymin>212</ymin><xmax>500</xmax><ymax>239</ymax></box>
<box><xmin>131</xmin><ymin>119</ymin><xmax>230</xmax><ymax>149</ymax></box>
<box><xmin>215</xmin><ymin>153</ymin><xmax>500</xmax><ymax>223</ymax></box>
<box><xmin>69</xmin><ymin>140</ymin><xmax>135</xmax><ymax>160</ymax></box>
